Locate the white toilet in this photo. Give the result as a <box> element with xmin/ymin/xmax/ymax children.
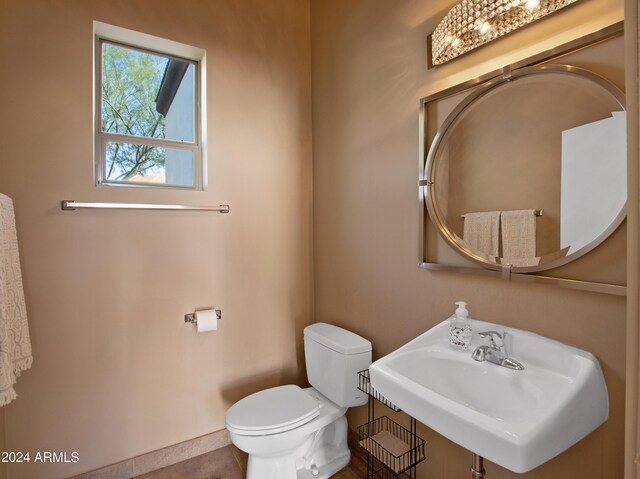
<box><xmin>225</xmin><ymin>322</ymin><xmax>372</xmax><ymax>479</ymax></box>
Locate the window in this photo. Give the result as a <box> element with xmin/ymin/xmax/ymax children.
<box><xmin>94</xmin><ymin>23</ymin><xmax>206</xmax><ymax>189</ymax></box>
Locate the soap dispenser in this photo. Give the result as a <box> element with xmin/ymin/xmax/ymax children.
<box><xmin>449</xmin><ymin>301</ymin><xmax>472</xmax><ymax>351</ymax></box>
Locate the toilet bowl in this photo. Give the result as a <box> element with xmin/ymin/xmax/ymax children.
<box><xmin>225</xmin><ymin>323</ymin><xmax>372</xmax><ymax>479</ymax></box>
<box><xmin>227</xmin><ymin>387</ymin><xmax>348</xmax><ymax>478</ymax></box>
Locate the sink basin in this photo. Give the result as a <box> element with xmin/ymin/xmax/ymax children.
<box><xmin>369</xmin><ymin>319</ymin><xmax>608</xmax><ymax>473</ymax></box>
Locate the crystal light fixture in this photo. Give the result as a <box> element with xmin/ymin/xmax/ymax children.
<box><xmin>431</xmin><ymin>0</ymin><xmax>580</xmax><ymax>66</ymax></box>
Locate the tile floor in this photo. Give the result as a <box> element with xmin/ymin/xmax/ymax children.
<box><xmin>134</xmin><ymin>444</ymin><xmax>367</xmax><ymax>479</ymax></box>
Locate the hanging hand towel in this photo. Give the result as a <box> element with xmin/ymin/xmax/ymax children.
<box><xmin>462</xmin><ymin>211</ymin><xmax>501</xmax><ymax>260</ymax></box>
<box><xmin>500</xmin><ymin>209</ymin><xmax>539</xmax><ymax>267</ymax></box>
<box><xmin>0</xmin><ymin>194</ymin><xmax>32</xmax><ymax>406</ymax></box>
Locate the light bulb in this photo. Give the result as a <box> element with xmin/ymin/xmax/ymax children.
<box><xmin>479</xmin><ymin>21</ymin><xmax>491</xmax><ymax>34</ymax></box>
<box><xmin>525</xmin><ymin>0</ymin><xmax>540</xmax><ymax>9</ymax></box>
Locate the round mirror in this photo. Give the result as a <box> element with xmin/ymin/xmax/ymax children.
<box><xmin>425</xmin><ymin>65</ymin><xmax>626</xmax><ymax>273</ymax></box>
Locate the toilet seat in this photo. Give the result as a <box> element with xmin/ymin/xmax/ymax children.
<box><xmin>225</xmin><ymin>385</ymin><xmax>320</xmax><ymax>436</ymax></box>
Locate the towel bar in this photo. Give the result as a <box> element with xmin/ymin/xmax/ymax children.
<box><xmin>460</xmin><ymin>210</ymin><xmax>542</xmax><ymax>220</ymax></box>
<box><xmin>61</xmin><ymin>200</ymin><xmax>230</xmax><ymax>213</ymax></box>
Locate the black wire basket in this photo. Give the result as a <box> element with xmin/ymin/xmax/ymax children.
<box><xmin>358</xmin><ymin>416</ymin><xmax>426</xmax><ymax>475</ymax></box>
<box><xmin>357</xmin><ymin>369</ymin><xmax>401</xmax><ymax>412</ymax></box>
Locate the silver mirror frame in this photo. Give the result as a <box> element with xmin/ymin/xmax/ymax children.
<box><xmin>425</xmin><ymin>64</ymin><xmax>626</xmax><ymax>274</ymax></box>
<box><xmin>418</xmin><ymin>22</ymin><xmax>627</xmax><ymax>296</ymax></box>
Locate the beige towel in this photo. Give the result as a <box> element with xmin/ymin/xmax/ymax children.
<box><xmin>500</xmin><ymin>209</ymin><xmax>539</xmax><ymax>267</ymax></box>
<box><xmin>0</xmin><ymin>194</ymin><xmax>32</xmax><ymax>405</ymax></box>
<box><xmin>462</xmin><ymin>211</ymin><xmax>500</xmax><ymax>259</ymax></box>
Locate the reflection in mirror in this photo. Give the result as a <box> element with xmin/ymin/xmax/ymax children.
<box><xmin>427</xmin><ymin>67</ymin><xmax>626</xmax><ymax>272</ymax></box>
<box><xmin>561</xmin><ymin>111</ymin><xmax>626</xmax><ymax>254</ymax></box>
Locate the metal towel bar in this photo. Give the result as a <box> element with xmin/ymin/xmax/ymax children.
<box><xmin>460</xmin><ymin>210</ymin><xmax>542</xmax><ymax>219</ymax></box>
<box><xmin>61</xmin><ymin>200</ymin><xmax>230</xmax><ymax>213</ymax></box>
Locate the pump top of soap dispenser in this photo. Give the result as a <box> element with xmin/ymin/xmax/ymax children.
<box><xmin>455</xmin><ymin>301</ymin><xmax>468</xmax><ymax>319</ymax></box>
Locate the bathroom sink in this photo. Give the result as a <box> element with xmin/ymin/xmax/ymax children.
<box><xmin>369</xmin><ymin>320</ymin><xmax>608</xmax><ymax>473</ymax></box>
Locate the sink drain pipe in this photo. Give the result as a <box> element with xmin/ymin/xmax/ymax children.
<box><xmin>471</xmin><ymin>454</ymin><xmax>485</xmax><ymax>478</ymax></box>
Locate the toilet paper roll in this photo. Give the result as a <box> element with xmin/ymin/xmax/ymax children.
<box><xmin>195</xmin><ymin>309</ymin><xmax>218</xmax><ymax>332</ymax></box>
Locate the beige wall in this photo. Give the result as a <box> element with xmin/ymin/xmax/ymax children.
<box><xmin>0</xmin><ymin>409</ymin><xmax>5</xmax><ymax>479</ymax></box>
<box><xmin>311</xmin><ymin>1</ymin><xmax>626</xmax><ymax>479</ymax></box>
<box><xmin>0</xmin><ymin>1</ymin><xmax>312</xmax><ymax>478</ymax></box>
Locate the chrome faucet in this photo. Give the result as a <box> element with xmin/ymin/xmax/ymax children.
<box><xmin>472</xmin><ymin>330</ymin><xmax>524</xmax><ymax>371</ymax></box>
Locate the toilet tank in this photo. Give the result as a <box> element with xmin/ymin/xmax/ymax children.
<box><xmin>304</xmin><ymin>323</ymin><xmax>372</xmax><ymax>408</ymax></box>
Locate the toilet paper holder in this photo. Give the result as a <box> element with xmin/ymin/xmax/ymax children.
<box><xmin>184</xmin><ymin>310</ymin><xmax>222</xmax><ymax>323</ymax></box>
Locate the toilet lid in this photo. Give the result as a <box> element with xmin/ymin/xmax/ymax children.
<box><xmin>225</xmin><ymin>385</ymin><xmax>320</xmax><ymax>435</ymax></box>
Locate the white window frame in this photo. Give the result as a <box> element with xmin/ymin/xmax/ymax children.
<box><xmin>93</xmin><ymin>22</ymin><xmax>207</xmax><ymax>190</ymax></box>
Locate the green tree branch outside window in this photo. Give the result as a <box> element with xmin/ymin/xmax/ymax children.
<box><xmin>101</xmin><ymin>43</ymin><xmax>168</xmax><ymax>181</ymax></box>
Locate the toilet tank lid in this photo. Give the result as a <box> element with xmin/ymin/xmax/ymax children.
<box><xmin>304</xmin><ymin>323</ymin><xmax>371</xmax><ymax>355</ymax></box>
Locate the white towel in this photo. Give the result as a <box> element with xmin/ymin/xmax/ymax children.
<box><xmin>462</xmin><ymin>211</ymin><xmax>501</xmax><ymax>259</ymax></box>
<box><xmin>500</xmin><ymin>209</ymin><xmax>539</xmax><ymax>267</ymax></box>
<box><xmin>0</xmin><ymin>194</ymin><xmax>32</xmax><ymax>406</ymax></box>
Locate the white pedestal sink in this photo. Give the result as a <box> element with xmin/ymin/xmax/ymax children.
<box><xmin>369</xmin><ymin>319</ymin><xmax>608</xmax><ymax>474</ymax></box>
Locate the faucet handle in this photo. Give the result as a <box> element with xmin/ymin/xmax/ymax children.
<box><xmin>478</xmin><ymin>330</ymin><xmax>504</xmax><ymax>350</ymax></box>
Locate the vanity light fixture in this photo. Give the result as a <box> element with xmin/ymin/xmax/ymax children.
<box><xmin>430</xmin><ymin>0</ymin><xmax>580</xmax><ymax>66</ymax></box>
